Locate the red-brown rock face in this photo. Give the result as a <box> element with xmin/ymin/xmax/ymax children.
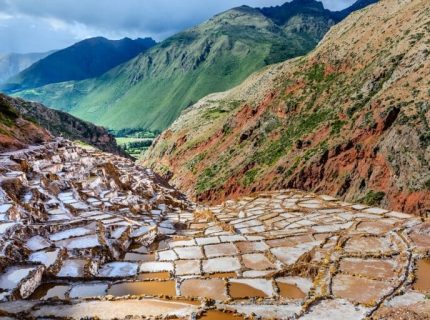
<box><xmin>143</xmin><ymin>0</ymin><xmax>430</xmax><ymax>216</ymax></box>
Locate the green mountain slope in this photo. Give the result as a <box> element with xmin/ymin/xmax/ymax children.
<box><xmin>11</xmin><ymin>0</ymin><xmax>375</xmax><ymax>131</ymax></box>
<box><xmin>2</xmin><ymin>37</ymin><xmax>156</xmax><ymax>92</ymax></box>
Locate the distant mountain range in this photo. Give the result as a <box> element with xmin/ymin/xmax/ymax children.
<box><xmin>4</xmin><ymin>0</ymin><xmax>377</xmax><ymax>131</ymax></box>
<box><xmin>2</xmin><ymin>37</ymin><xmax>156</xmax><ymax>93</ymax></box>
<box><xmin>0</xmin><ymin>51</ymin><xmax>53</xmax><ymax>83</ymax></box>
<box><xmin>142</xmin><ymin>0</ymin><xmax>429</xmax><ymax>215</ymax></box>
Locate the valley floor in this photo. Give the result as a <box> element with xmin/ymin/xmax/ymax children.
<box><xmin>0</xmin><ymin>140</ymin><xmax>428</xmax><ymax>319</ymax></box>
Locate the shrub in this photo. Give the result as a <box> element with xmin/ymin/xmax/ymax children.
<box><xmin>359</xmin><ymin>190</ymin><xmax>386</xmax><ymax>206</ymax></box>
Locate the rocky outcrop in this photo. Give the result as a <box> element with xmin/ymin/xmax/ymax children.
<box><xmin>143</xmin><ymin>0</ymin><xmax>430</xmax><ymax>216</ymax></box>
<box><xmin>0</xmin><ymin>95</ymin><xmax>52</xmax><ymax>152</ymax></box>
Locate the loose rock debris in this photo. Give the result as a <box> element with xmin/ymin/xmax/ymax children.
<box><xmin>0</xmin><ymin>139</ymin><xmax>428</xmax><ymax>319</ymax></box>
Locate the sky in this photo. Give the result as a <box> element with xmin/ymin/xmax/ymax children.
<box><xmin>0</xmin><ymin>0</ymin><xmax>357</xmax><ymax>54</ymax></box>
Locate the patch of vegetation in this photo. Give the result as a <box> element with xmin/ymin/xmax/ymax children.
<box><xmin>262</xmin><ymin>113</ymin><xmax>281</xmax><ymax>134</ymax></box>
<box><xmin>361</xmin><ymin>111</ymin><xmax>376</xmax><ymax>129</ymax></box>
<box><xmin>307</xmin><ymin>64</ymin><xmax>325</xmax><ymax>82</ymax></box>
<box><xmin>285</xmin><ymin>157</ymin><xmax>301</xmax><ymax>177</ymax></box>
<box><xmin>284</xmin><ymin>96</ymin><xmax>299</xmax><ymax>113</ymax></box>
<box><xmin>120</xmin><ymin>140</ymin><xmax>153</xmax><ymax>157</ymax></box>
<box><xmin>347</xmin><ymin>97</ymin><xmax>371</xmax><ymax>118</ymax></box>
<box><xmin>194</xmin><ymin>149</ymin><xmax>236</xmax><ymax>194</ymax></box>
<box><xmin>0</xmin><ymin>98</ymin><xmax>19</xmax><ymax>127</ymax></box>
<box><xmin>113</xmin><ymin>128</ymin><xmax>160</xmax><ymax>138</ymax></box>
<box><xmin>242</xmin><ymin>168</ymin><xmax>259</xmax><ymax>187</ymax></box>
<box><xmin>359</xmin><ymin>190</ymin><xmax>386</xmax><ymax>206</ymax></box>
<box><xmin>73</xmin><ymin>140</ymin><xmax>93</xmax><ymax>149</ymax></box>
<box><xmin>186</xmin><ymin>152</ymin><xmax>207</xmax><ymax>174</ymax></box>
<box><xmin>157</xmin><ymin>164</ymin><xmax>171</xmax><ymax>177</ymax></box>
<box><xmin>253</xmin><ymin>109</ymin><xmax>334</xmax><ymax>165</ymax></box>
<box><xmin>114</xmin><ymin>129</ymin><xmax>159</xmax><ymax>157</ymax></box>
<box><xmin>417</xmin><ymin>102</ymin><xmax>430</xmax><ymax>148</ymax></box>
<box><xmin>202</xmin><ymin>108</ymin><xmax>228</xmax><ymax>120</ymax></box>
<box><xmin>347</xmin><ymin>54</ymin><xmax>405</xmax><ymax>118</ymax></box>
<box><xmin>330</xmin><ymin>119</ymin><xmax>347</xmax><ymax>135</ymax></box>
<box><xmin>225</xmin><ymin>100</ymin><xmax>243</xmax><ymax>110</ymax></box>
<box><xmin>196</xmin><ymin>165</ymin><xmax>221</xmax><ymax>194</ymax></box>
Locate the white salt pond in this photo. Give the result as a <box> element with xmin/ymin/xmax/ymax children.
<box><xmin>0</xmin><ymin>266</ymin><xmax>37</xmax><ymax>290</ymax></box>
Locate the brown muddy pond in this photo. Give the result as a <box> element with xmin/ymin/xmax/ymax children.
<box><xmin>413</xmin><ymin>259</ymin><xmax>430</xmax><ymax>292</ymax></box>
<box><xmin>30</xmin><ymin>283</ymin><xmax>70</xmax><ymax>300</ymax></box>
<box><xmin>198</xmin><ymin>310</ymin><xmax>245</xmax><ymax>319</ymax></box>
<box><xmin>277</xmin><ymin>282</ymin><xmax>306</xmax><ymax>299</ymax></box>
<box><xmin>108</xmin><ymin>280</ymin><xmax>176</xmax><ymax>297</ymax></box>
<box><xmin>206</xmin><ymin>272</ymin><xmax>237</xmax><ymax>279</ymax></box>
<box><xmin>138</xmin><ymin>272</ymin><xmax>171</xmax><ymax>280</ymax></box>
<box><xmin>123</xmin><ymin>252</ymin><xmax>155</xmax><ymax>262</ymax></box>
<box><xmin>229</xmin><ymin>282</ymin><xmax>266</xmax><ymax>299</ymax></box>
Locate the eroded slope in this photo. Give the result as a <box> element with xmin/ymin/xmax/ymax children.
<box><xmin>143</xmin><ymin>0</ymin><xmax>430</xmax><ymax>215</ymax></box>
<box><xmin>0</xmin><ymin>95</ymin><xmax>52</xmax><ymax>152</ymax></box>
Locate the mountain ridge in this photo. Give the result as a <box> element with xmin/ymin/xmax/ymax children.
<box><xmin>8</xmin><ymin>0</ymin><xmax>376</xmax><ymax>131</ymax></box>
<box><xmin>2</xmin><ymin>37</ymin><xmax>156</xmax><ymax>92</ymax></box>
<box><xmin>0</xmin><ymin>93</ymin><xmax>123</xmax><ymax>154</ymax></box>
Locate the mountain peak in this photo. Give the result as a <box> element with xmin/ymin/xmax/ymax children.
<box><xmin>80</xmin><ymin>36</ymin><xmax>109</xmax><ymax>44</ymax></box>
<box><xmin>289</xmin><ymin>0</ymin><xmax>325</xmax><ymax>8</ymax></box>
<box><xmin>259</xmin><ymin>0</ymin><xmax>331</xmax><ymax>26</ymax></box>
<box><xmin>2</xmin><ymin>36</ymin><xmax>156</xmax><ymax>92</ymax></box>
<box><xmin>259</xmin><ymin>0</ymin><xmax>378</xmax><ymax>25</ymax></box>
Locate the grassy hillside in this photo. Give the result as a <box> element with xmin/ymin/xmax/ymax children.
<box><xmin>12</xmin><ymin>0</ymin><xmax>345</xmax><ymax>131</ymax></box>
<box><xmin>2</xmin><ymin>37</ymin><xmax>156</xmax><ymax>92</ymax></box>
<box><xmin>142</xmin><ymin>0</ymin><xmax>430</xmax><ymax>215</ymax></box>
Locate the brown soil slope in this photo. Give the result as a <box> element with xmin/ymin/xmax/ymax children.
<box><xmin>0</xmin><ymin>94</ymin><xmax>123</xmax><ymax>155</ymax></box>
<box><xmin>0</xmin><ymin>95</ymin><xmax>52</xmax><ymax>152</ymax></box>
<box><xmin>143</xmin><ymin>0</ymin><xmax>430</xmax><ymax>216</ymax></box>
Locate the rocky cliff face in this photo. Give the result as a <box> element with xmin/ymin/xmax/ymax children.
<box><xmin>1</xmin><ymin>94</ymin><xmax>124</xmax><ymax>155</ymax></box>
<box><xmin>143</xmin><ymin>0</ymin><xmax>430</xmax><ymax>216</ymax></box>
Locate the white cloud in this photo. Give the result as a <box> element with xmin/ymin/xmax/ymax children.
<box><xmin>0</xmin><ymin>0</ymin><xmax>358</xmax><ymax>53</ymax></box>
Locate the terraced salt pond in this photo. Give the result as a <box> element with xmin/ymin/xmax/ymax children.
<box><xmin>0</xmin><ymin>139</ymin><xmax>428</xmax><ymax>319</ymax></box>
<box><xmin>413</xmin><ymin>259</ymin><xmax>430</xmax><ymax>292</ymax></box>
<box><xmin>0</xmin><ymin>267</ymin><xmax>37</xmax><ymax>290</ymax></box>
<box><xmin>30</xmin><ymin>284</ymin><xmax>69</xmax><ymax>300</ymax></box>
